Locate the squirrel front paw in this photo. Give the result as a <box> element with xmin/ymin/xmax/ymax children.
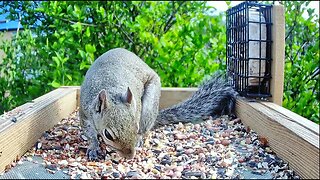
<box><xmin>136</xmin><ymin>139</ymin><xmax>144</xmax><ymax>148</ymax></box>
<box><xmin>135</xmin><ymin>134</ymin><xmax>144</xmax><ymax>148</ymax></box>
<box><xmin>86</xmin><ymin>145</ymin><xmax>103</xmax><ymax>161</ymax></box>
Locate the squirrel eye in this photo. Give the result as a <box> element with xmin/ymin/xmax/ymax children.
<box><xmin>104</xmin><ymin>129</ymin><xmax>114</xmax><ymax>141</ymax></box>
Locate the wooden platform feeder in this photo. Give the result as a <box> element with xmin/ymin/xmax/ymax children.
<box><xmin>0</xmin><ymin>3</ymin><xmax>318</xmax><ymax>180</ymax></box>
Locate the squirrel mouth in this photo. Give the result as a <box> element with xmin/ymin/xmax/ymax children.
<box><xmin>110</xmin><ymin>147</ymin><xmax>134</xmax><ymax>158</ymax></box>
<box><xmin>118</xmin><ymin>149</ymin><xmax>135</xmax><ymax>159</ymax></box>
<box><xmin>104</xmin><ymin>144</ymin><xmax>134</xmax><ymax>159</ymax></box>
<box><xmin>99</xmin><ymin>135</ymin><xmax>134</xmax><ymax>159</ymax></box>
<box><xmin>105</xmin><ymin>144</ymin><xmax>120</xmax><ymax>152</ymax></box>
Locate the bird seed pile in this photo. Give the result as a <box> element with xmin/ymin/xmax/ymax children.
<box><xmin>2</xmin><ymin>110</ymin><xmax>300</xmax><ymax>179</ymax></box>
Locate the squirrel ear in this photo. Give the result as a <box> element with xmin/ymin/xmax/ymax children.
<box><xmin>96</xmin><ymin>89</ymin><xmax>108</xmax><ymax>113</ymax></box>
<box><xmin>125</xmin><ymin>87</ymin><xmax>133</xmax><ymax>104</ymax></box>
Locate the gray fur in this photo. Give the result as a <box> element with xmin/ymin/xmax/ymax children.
<box><xmin>79</xmin><ymin>48</ymin><xmax>160</xmax><ymax>159</ymax></box>
<box><xmin>154</xmin><ymin>71</ymin><xmax>238</xmax><ymax>128</ymax></box>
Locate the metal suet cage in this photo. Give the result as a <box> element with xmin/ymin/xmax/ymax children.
<box><xmin>226</xmin><ymin>1</ymin><xmax>273</xmax><ymax>98</ymax></box>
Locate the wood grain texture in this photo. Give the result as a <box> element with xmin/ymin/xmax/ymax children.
<box><xmin>270</xmin><ymin>5</ymin><xmax>285</xmax><ymax>105</ymax></box>
<box><xmin>59</xmin><ymin>86</ymin><xmax>198</xmax><ymax>110</ymax></box>
<box><xmin>0</xmin><ymin>87</ymin><xmax>77</xmax><ymax>173</ymax></box>
<box><xmin>1</xmin><ymin>86</ymin><xmax>318</xmax><ymax>178</ymax></box>
<box><xmin>235</xmin><ymin>97</ymin><xmax>319</xmax><ymax>179</ymax></box>
<box><xmin>60</xmin><ymin>86</ymin><xmax>80</xmax><ymax>107</ymax></box>
<box><xmin>261</xmin><ymin>102</ymin><xmax>319</xmax><ymax>135</ymax></box>
<box><xmin>159</xmin><ymin>87</ymin><xmax>197</xmax><ymax>109</ymax></box>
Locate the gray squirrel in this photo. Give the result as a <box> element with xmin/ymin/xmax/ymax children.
<box><xmin>79</xmin><ymin>48</ymin><xmax>237</xmax><ymax>160</ymax></box>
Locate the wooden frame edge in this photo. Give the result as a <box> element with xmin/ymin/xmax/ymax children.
<box><xmin>59</xmin><ymin>86</ymin><xmax>198</xmax><ymax>109</ymax></box>
<box><xmin>0</xmin><ymin>87</ymin><xmax>78</xmax><ymax>172</ymax></box>
<box><xmin>270</xmin><ymin>4</ymin><xmax>285</xmax><ymax>105</ymax></box>
<box><xmin>159</xmin><ymin>87</ymin><xmax>197</xmax><ymax>109</ymax></box>
<box><xmin>236</xmin><ymin>97</ymin><xmax>319</xmax><ymax>179</ymax></box>
<box><xmin>0</xmin><ymin>87</ymin><xmax>318</xmax><ymax>179</ymax></box>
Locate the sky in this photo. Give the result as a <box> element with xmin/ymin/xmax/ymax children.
<box><xmin>207</xmin><ymin>1</ymin><xmax>320</xmax><ymax>19</ymax></box>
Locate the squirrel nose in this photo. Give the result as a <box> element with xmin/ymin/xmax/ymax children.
<box><xmin>119</xmin><ymin>148</ymin><xmax>135</xmax><ymax>159</ymax></box>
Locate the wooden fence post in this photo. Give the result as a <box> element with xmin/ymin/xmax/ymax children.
<box><xmin>269</xmin><ymin>5</ymin><xmax>285</xmax><ymax>106</ymax></box>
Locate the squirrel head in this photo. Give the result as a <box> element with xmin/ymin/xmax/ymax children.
<box><xmin>91</xmin><ymin>87</ymin><xmax>139</xmax><ymax>159</ymax></box>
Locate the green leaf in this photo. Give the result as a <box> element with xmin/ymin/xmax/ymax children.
<box><xmin>51</xmin><ymin>81</ymin><xmax>61</xmax><ymax>88</ymax></box>
<box><xmin>99</xmin><ymin>6</ymin><xmax>106</xmax><ymax>18</ymax></box>
<box><xmin>66</xmin><ymin>74</ymin><xmax>72</xmax><ymax>81</ymax></box>
<box><xmin>67</xmin><ymin>4</ymin><xmax>73</xmax><ymax>14</ymax></box>
<box><xmin>52</xmin><ymin>56</ymin><xmax>60</xmax><ymax>67</ymax></box>
<box><xmin>79</xmin><ymin>50</ymin><xmax>86</xmax><ymax>59</ymax></box>
<box><xmin>71</xmin><ymin>22</ymin><xmax>82</xmax><ymax>33</ymax></box>
<box><xmin>85</xmin><ymin>44</ymin><xmax>96</xmax><ymax>53</ymax></box>
<box><xmin>73</xmin><ymin>4</ymin><xmax>81</xmax><ymax>18</ymax></box>
<box><xmin>80</xmin><ymin>61</ymin><xmax>90</xmax><ymax>70</ymax></box>
<box><xmin>85</xmin><ymin>27</ymin><xmax>91</xmax><ymax>37</ymax></box>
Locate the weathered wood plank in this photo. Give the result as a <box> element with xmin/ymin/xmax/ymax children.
<box><xmin>235</xmin><ymin>97</ymin><xmax>319</xmax><ymax>179</ymax></box>
<box><xmin>61</xmin><ymin>86</ymin><xmax>198</xmax><ymax>110</ymax></box>
<box><xmin>0</xmin><ymin>87</ymin><xmax>78</xmax><ymax>172</ymax></box>
<box><xmin>1</xmin><ymin>86</ymin><xmax>318</xmax><ymax>179</ymax></box>
<box><xmin>61</xmin><ymin>86</ymin><xmax>81</xmax><ymax>108</ymax></box>
<box><xmin>159</xmin><ymin>87</ymin><xmax>197</xmax><ymax>109</ymax></box>
<box><xmin>270</xmin><ymin>5</ymin><xmax>285</xmax><ymax>105</ymax></box>
<box><xmin>261</xmin><ymin>102</ymin><xmax>319</xmax><ymax>135</ymax></box>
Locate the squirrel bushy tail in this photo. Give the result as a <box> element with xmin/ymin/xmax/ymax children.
<box><xmin>154</xmin><ymin>71</ymin><xmax>238</xmax><ymax>128</ymax></box>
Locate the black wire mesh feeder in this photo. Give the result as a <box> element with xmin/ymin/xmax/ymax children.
<box><xmin>226</xmin><ymin>1</ymin><xmax>273</xmax><ymax>98</ymax></box>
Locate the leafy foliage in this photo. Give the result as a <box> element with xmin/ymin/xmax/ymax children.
<box><xmin>278</xmin><ymin>1</ymin><xmax>319</xmax><ymax>123</ymax></box>
<box><xmin>0</xmin><ymin>1</ymin><xmax>225</xmax><ymax>113</ymax></box>
<box><xmin>0</xmin><ymin>1</ymin><xmax>226</xmax><ymax>113</ymax></box>
<box><xmin>0</xmin><ymin>1</ymin><xmax>319</xmax><ymax>123</ymax></box>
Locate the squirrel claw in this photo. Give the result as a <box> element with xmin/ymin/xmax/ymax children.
<box><xmin>86</xmin><ymin>147</ymin><xmax>103</xmax><ymax>161</ymax></box>
<box><xmin>86</xmin><ymin>149</ymin><xmax>98</xmax><ymax>161</ymax></box>
<box><xmin>136</xmin><ymin>136</ymin><xmax>144</xmax><ymax>148</ymax></box>
<box><xmin>136</xmin><ymin>140</ymin><xmax>143</xmax><ymax>148</ymax></box>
